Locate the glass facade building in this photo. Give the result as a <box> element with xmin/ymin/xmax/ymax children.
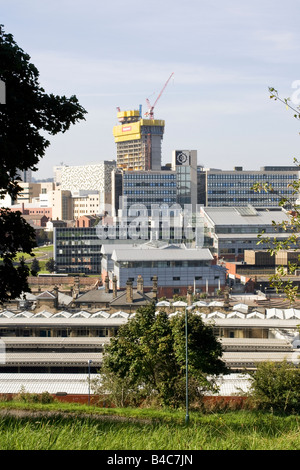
<box><xmin>54</xmin><ymin>227</ymin><xmax>102</xmax><ymax>274</ymax></box>
<box><xmin>202</xmin><ymin>167</ymin><xmax>300</xmax><ymax>208</ymax></box>
<box><xmin>122</xmin><ymin>170</ymin><xmax>177</xmax><ymax>210</ymax></box>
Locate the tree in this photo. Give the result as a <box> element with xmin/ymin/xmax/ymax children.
<box><xmin>0</xmin><ymin>25</ymin><xmax>86</xmax><ymax>302</ymax></box>
<box><xmin>0</xmin><ymin>209</ymin><xmax>37</xmax><ymax>302</ymax></box>
<box><xmin>31</xmin><ymin>257</ymin><xmax>41</xmax><ymax>275</ymax></box>
<box><xmin>45</xmin><ymin>258</ymin><xmax>56</xmax><ymax>273</ymax></box>
<box><xmin>251</xmin><ymin>87</ymin><xmax>300</xmax><ymax>302</ymax></box>
<box><xmin>97</xmin><ymin>304</ymin><xmax>228</xmax><ymax>407</ymax></box>
<box><xmin>249</xmin><ymin>360</ymin><xmax>300</xmax><ymax>413</ymax></box>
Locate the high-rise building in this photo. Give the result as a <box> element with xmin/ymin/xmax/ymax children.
<box><xmin>113</xmin><ymin>109</ymin><xmax>164</xmax><ymax>171</ymax></box>
<box><xmin>16</xmin><ymin>169</ymin><xmax>32</xmax><ymax>183</ymax></box>
<box><xmin>117</xmin><ymin>169</ymin><xmax>177</xmax><ymax>212</ymax></box>
<box><xmin>172</xmin><ymin>150</ymin><xmax>198</xmax><ymax>210</ymax></box>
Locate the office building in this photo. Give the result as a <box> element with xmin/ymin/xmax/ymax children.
<box><xmin>113</xmin><ymin>109</ymin><xmax>164</xmax><ymax>171</ymax></box>
<box><xmin>172</xmin><ymin>150</ymin><xmax>198</xmax><ymax>210</ymax></box>
<box><xmin>107</xmin><ymin>243</ymin><xmax>226</xmax><ymax>297</ymax></box>
<box><xmin>49</xmin><ymin>188</ymin><xmax>73</xmax><ymax>221</ymax></box>
<box><xmin>199</xmin><ymin>166</ymin><xmax>300</xmax><ymax>208</ymax></box>
<box><xmin>54</xmin><ymin>226</ymin><xmax>103</xmax><ymax>274</ymax></box>
<box><xmin>202</xmin><ymin>205</ymin><xmax>292</xmax><ymax>260</ymax></box>
<box><xmin>72</xmin><ymin>191</ymin><xmax>101</xmax><ymax>219</ymax></box>
<box><xmin>120</xmin><ymin>169</ymin><xmax>177</xmax><ymax>211</ymax></box>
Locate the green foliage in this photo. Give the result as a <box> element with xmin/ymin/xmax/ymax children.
<box><xmin>90</xmin><ymin>369</ymin><xmax>147</xmax><ymax>408</ymax></box>
<box><xmin>249</xmin><ymin>360</ymin><xmax>300</xmax><ymax>413</ymax></box>
<box><xmin>0</xmin><ymin>404</ymin><xmax>299</xmax><ymax>449</ymax></box>
<box><xmin>0</xmin><ymin>25</ymin><xmax>86</xmax><ymax>302</ymax></box>
<box><xmin>31</xmin><ymin>257</ymin><xmax>41</xmax><ymax>275</ymax></box>
<box><xmin>100</xmin><ymin>304</ymin><xmax>227</xmax><ymax>407</ymax></box>
<box><xmin>16</xmin><ymin>386</ymin><xmax>54</xmax><ymax>404</ymax></box>
<box><xmin>0</xmin><ymin>25</ymin><xmax>87</xmax><ymax>198</ymax></box>
<box><xmin>0</xmin><ymin>208</ymin><xmax>37</xmax><ymax>301</ymax></box>
<box><xmin>45</xmin><ymin>257</ymin><xmax>57</xmax><ymax>273</ymax></box>
<box><xmin>251</xmin><ymin>88</ymin><xmax>300</xmax><ymax>302</ymax></box>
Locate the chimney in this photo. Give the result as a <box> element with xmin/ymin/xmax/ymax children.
<box><xmin>187</xmin><ymin>285</ymin><xmax>193</xmax><ymax>306</ymax></box>
<box><xmin>126</xmin><ymin>279</ymin><xmax>133</xmax><ymax>304</ymax></box>
<box><xmin>137</xmin><ymin>275</ymin><xmax>144</xmax><ymax>294</ymax></box>
<box><xmin>53</xmin><ymin>285</ymin><xmax>59</xmax><ymax>309</ymax></box>
<box><xmin>152</xmin><ymin>275</ymin><xmax>158</xmax><ymax>300</ymax></box>
<box><xmin>104</xmin><ymin>275</ymin><xmax>109</xmax><ymax>293</ymax></box>
<box><xmin>113</xmin><ymin>275</ymin><xmax>117</xmax><ymax>298</ymax></box>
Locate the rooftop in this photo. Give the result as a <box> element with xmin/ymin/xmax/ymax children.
<box><xmin>203</xmin><ymin>206</ymin><xmax>290</xmax><ymax>226</ymax></box>
<box><xmin>111</xmin><ymin>247</ymin><xmax>213</xmax><ymax>262</ymax></box>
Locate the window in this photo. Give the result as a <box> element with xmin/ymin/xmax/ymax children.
<box><xmin>173</xmin><ymin>276</ymin><xmax>180</xmax><ymax>281</ymax></box>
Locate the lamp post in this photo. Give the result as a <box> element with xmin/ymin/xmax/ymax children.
<box><xmin>185</xmin><ymin>303</ymin><xmax>189</xmax><ymax>425</ymax></box>
<box><xmin>88</xmin><ymin>359</ymin><xmax>92</xmax><ymax>405</ymax></box>
<box><xmin>173</xmin><ymin>300</ymin><xmax>193</xmax><ymax>425</ymax></box>
<box><xmin>156</xmin><ymin>300</ymin><xmax>193</xmax><ymax>425</ymax></box>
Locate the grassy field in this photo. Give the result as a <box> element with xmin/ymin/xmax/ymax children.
<box><xmin>0</xmin><ymin>401</ymin><xmax>299</xmax><ymax>450</ymax></box>
<box><xmin>13</xmin><ymin>245</ymin><xmax>54</xmax><ymax>273</ymax></box>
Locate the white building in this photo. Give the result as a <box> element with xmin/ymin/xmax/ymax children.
<box><xmin>60</xmin><ymin>161</ymin><xmax>116</xmax><ymax>213</ymax></box>
<box><xmin>106</xmin><ymin>243</ymin><xmax>226</xmax><ymax>297</ymax></box>
<box><xmin>202</xmin><ymin>205</ymin><xmax>292</xmax><ymax>260</ymax></box>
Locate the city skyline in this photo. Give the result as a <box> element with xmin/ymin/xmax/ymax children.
<box><xmin>2</xmin><ymin>0</ymin><xmax>300</xmax><ymax>178</ymax></box>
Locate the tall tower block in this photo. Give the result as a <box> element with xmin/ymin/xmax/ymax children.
<box><xmin>113</xmin><ymin>109</ymin><xmax>164</xmax><ymax>171</ymax></box>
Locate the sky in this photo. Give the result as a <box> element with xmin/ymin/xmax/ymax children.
<box><xmin>2</xmin><ymin>0</ymin><xmax>300</xmax><ymax>179</ymax></box>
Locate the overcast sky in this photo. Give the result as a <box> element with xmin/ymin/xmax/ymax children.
<box><xmin>2</xmin><ymin>0</ymin><xmax>300</xmax><ymax>178</ymax></box>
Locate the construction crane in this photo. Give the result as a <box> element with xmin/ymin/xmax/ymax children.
<box><xmin>144</xmin><ymin>72</ymin><xmax>174</xmax><ymax>119</ymax></box>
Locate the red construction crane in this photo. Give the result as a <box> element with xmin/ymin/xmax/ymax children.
<box><xmin>144</xmin><ymin>72</ymin><xmax>174</xmax><ymax>119</ymax></box>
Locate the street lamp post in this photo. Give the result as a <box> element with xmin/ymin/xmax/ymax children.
<box><xmin>88</xmin><ymin>359</ymin><xmax>92</xmax><ymax>405</ymax></box>
<box><xmin>185</xmin><ymin>304</ymin><xmax>189</xmax><ymax>425</ymax></box>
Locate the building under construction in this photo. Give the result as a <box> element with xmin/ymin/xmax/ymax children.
<box><xmin>113</xmin><ymin>73</ymin><xmax>174</xmax><ymax>172</ymax></box>
<box><xmin>113</xmin><ymin>109</ymin><xmax>165</xmax><ymax>171</ymax></box>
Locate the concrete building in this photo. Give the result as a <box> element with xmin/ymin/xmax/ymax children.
<box><xmin>15</xmin><ymin>169</ymin><xmax>33</xmax><ymax>183</ymax></box>
<box><xmin>172</xmin><ymin>150</ymin><xmax>198</xmax><ymax>210</ymax></box>
<box><xmin>49</xmin><ymin>188</ymin><xmax>73</xmax><ymax>221</ymax></box>
<box><xmin>113</xmin><ymin>109</ymin><xmax>164</xmax><ymax>171</ymax></box>
<box><xmin>202</xmin><ymin>205</ymin><xmax>292</xmax><ymax>261</ymax></box>
<box><xmin>9</xmin><ymin>203</ymin><xmax>52</xmax><ymax>219</ymax></box>
<box><xmin>226</xmin><ymin>249</ymin><xmax>300</xmax><ymax>293</ymax></box>
<box><xmin>13</xmin><ymin>182</ymin><xmax>42</xmax><ymax>205</ymax></box>
<box><xmin>120</xmin><ymin>169</ymin><xmax>177</xmax><ymax>211</ymax></box>
<box><xmin>60</xmin><ymin>161</ymin><xmax>116</xmax><ymax>212</ymax></box>
<box><xmin>199</xmin><ymin>166</ymin><xmax>300</xmax><ymax>208</ymax></box>
<box><xmin>107</xmin><ymin>244</ymin><xmax>226</xmax><ymax>297</ymax></box>
<box><xmin>72</xmin><ymin>191</ymin><xmax>101</xmax><ymax>219</ymax></box>
<box><xmin>54</xmin><ymin>226</ymin><xmax>103</xmax><ymax>274</ymax></box>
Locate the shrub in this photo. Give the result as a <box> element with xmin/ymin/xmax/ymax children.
<box><xmin>16</xmin><ymin>386</ymin><xmax>54</xmax><ymax>404</ymax></box>
<box><xmin>248</xmin><ymin>360</ymin><xmax>300</xmax><ymax>413</ymax></box>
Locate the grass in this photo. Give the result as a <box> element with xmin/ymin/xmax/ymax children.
<box><xmin>0</xmin><ymin>401</ymin><xmax>299</xmax><ymax>450</ymax></box>
<box><xmin>11</xmin><ymin>245</ymin><xmax>53</xmax><ymax>273</ymax></box>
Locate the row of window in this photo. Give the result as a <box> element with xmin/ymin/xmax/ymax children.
<box><xmin>116</xmin><ymin>260</ymin><xmax>211</xmax><ymax>268</ymax></box>
<box><xmin>125</xmin><ymin>190</ymin><xmax>176</xmax><ymax>195</ymax></box>
<box><xmin>124</xmin><ymin>182</ymin><xmax>176</xmax><ymax>187</ymax></box>
<box><xmin>124</xmin><ymin>174</ymin><xmax>176</xmax><ymax>179</ymax></box>
<box><xmin>207</xmin><ymin>173</ymin><xmax>297</xmax><ymax>179</ymax></box>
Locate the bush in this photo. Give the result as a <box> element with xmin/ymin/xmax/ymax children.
<box><xmin>16</xmin><ymin>386</ymin><xmax>55</xmax><ymax>404</ymax></box>
<box><xmin>248</xmin><ymin>360</ymin><xmax>300</xmax><ymax>413</ymax></box>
